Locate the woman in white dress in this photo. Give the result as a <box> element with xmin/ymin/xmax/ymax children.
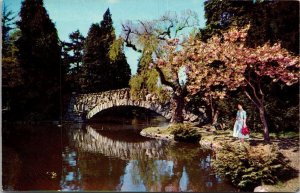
<box><xmin>233</xmin><ymin>103</ymin><xmax>249</xmax><ymax>142</ymax></box>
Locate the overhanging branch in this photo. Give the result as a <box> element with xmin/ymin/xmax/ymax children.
<box><xmin>155</xmin><ymin>66</ymin><xmax>176</xmax><ymax>90</ymax></box>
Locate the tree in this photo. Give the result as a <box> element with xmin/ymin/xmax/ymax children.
<box><xmin>198</xmin><ymin>0</ymin><xmax>299</xmax><ymax>132</ymax></box>
<box><xmin>82</xmin><ymin>23</ymin><xmax>102</xmax><ymax>92</ymax></box>
<box><xmin>121</xmin><ymin>10</ymin><xmax>199</xmax><ymax>123</ymax></box>
<box><xmin>62</xmin><ymin>30</ymin><xmax>85</xmax><ymax>74</ymax></box>
<box><xmin>16</xmin><ymin>0</ymin><xmax>62</xmax><ymax>120</ymax></box>
<box><xmin>109</xmin><ymin>38</ymin><xmax>131</xmax><ymax>89</ymax></box>
<box><xmin>62</xmin><ymin>30</ymin><xmax>85</xmax><ymax>92</ymax></box>
<box><xmin>198</xmin><ymin>0</ymin><xmax>299</xmax><ymax>54</ymax></box>
<box><xmin>83</xmin><ymin>8</ymin><xmax>130</xmax><ymax>92</ymax></box>
<box><xmin>1</xmin><ymin>6</ymin><xmax>22</xmax><ymax>116</ymax></box>
<box><xmin>2</xmin><ymin>4</ymin><xmax>16</xmax><ymax>56</ymax></box>
<box><xmin>2</xmin><ymin>30</ymin><xmax>23</xmax><ymax>116</ymax></box>
<box><xmin>112</xmin><ymin>52</ymin><xmax>131</xmax><ymax>89</ymax></box>
<box><xmin>180</xmin><ymin>26</ymin><xmax>299</xmax><ymax>141</ymax></box>
<box><xmin>2</xmin><ymin>29</ymin><xmax>23</xmax><ymax>88</ymax></box>
<box><xmin>148</xmin><ymin>38</ymin><xmax>190</xmax><ymax>123</ymax></box>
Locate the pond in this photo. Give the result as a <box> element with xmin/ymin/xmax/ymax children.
<box><xmin>2</xmin><ymin>116</ymin><xmax>238</xmax><ymax>192</ymax></box>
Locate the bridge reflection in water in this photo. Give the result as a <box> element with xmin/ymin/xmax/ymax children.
<box><xmin>71</xmin><ymin>125</ymin><xmax>169</xmax><ymax>160</ymax></box>
<box><xmin>60</xmin><ymin>123</ymin><xmax>237</xmax><ymax>192</ymax></box>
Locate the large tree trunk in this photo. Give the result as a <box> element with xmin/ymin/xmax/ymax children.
<box><xmin>244</xmin><ymin>85</ymin><xmax>271</xmax><ymax>142</ymax></box>
<box><xmin>259</xmin><ymin>107</ymin><xmax>270</xmax><ymax>142</ymax></box>
<box><xmin>154</xmin><ymin>66</ymin><xmax>186</xmax><ymax>123</ymax></box>
<box><xmin>171</xmin><ymin>94</ymin><xmax>184</xmax><ymax>123</ymax></box>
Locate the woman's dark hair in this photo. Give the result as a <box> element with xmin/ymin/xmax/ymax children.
<box><xmin>237</xmin><ymin>102</ymin><xmax>243</xmax><ymax>107</ymax></box>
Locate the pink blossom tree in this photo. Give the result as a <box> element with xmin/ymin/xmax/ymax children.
<box><xmin>178</xmin><ymin>25</ymin><xmax>299</xmax><ymax>141</ymax></box>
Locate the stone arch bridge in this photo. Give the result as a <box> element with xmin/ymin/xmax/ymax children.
<box><xmin>66</xmin><ymin>88</ymin><xmax>199</xmax><ymax>122</ymax></box>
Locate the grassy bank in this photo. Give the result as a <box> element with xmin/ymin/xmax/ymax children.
<box><xmin>140</xmin><ymin>124</ymin><xmax>299</xmax><ymax>192</ymax></box>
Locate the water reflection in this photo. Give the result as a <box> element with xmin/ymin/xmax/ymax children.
<box><xmin>2</xmin><ymin>121</ymin><xmax>237</xmax><ymax>192</ymax></box>
<box><xmin>60</xmin><ymin>147</ymin><xmax>81</xmax><ymax>191</ymax></box>
<box><xmin>62</xmin><ymin>124</ymin><xmax>236</xmax><ymax>192</ymax></box>
<box><xmin>70</xmin><ymin>125</ymin><xmax>170</xmax><ymax>160</ymax></box>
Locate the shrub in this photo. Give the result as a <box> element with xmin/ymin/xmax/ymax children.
<box><xmin>169</xmin><ymin>123</ymin><xmax>201</xmax><ymax>143</ymax></box>
<box><xmin>212</xmin><ymin>143</ymin><xmax>289</xmax><ymax>190</ymax></box>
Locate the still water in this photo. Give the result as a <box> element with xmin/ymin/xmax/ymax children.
<box><xmin>2</xmin><ymin>118</ymin><xmax>237</xmax><ymax>192</ymax></box>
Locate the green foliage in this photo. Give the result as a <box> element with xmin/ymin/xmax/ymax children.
<box><xmin>2</xmin><ymin>30</ymin><xmax>23</xmax><ymax>118</ymax></box>
<box><xmin>129</xmin><ymin>74</ymin><xmax>144</xmax><ymax>92</ymax></box>
<box><xmin>264</xmin><ymin>82</ymin><xmax>299</xmax><ymax>132</ymax></box>
<box><xmin>129</xmin><ymin>68</ymin><xmax>169</xmax><ymax>103</ymax></box>
<box><xmin>169</xmin><ymin>123</ymin><xmax>201</xmax><ymax>143</ymax></box>
<box><xmin>82</xmin><ymin>23</ymin><xmax>102</xmax><ymax>92</ymax></box>
<box><xmin>2</xmin><ymin>30</ymin><xmax>23</xmax><ymax>89</ymax></box>
<box><xmin>200</xmin><ymin>79</ymin><xmax>299</xmax><ymax>133</ymax></box>
<box><xmin>198</xmin><ymin>0</ymin><xmax>299</xmax><ymax>54</ymax></box>
<box><xmin>197</xmin><ymin>0</ymin><xmax>253</xmax><ymax>41</ymax></box>
<box><xmin>129</xmin><ymin>42</ymin><xmax>172</xmax><ymax>103</ymax></box>
<box><xmin>137</xmin><ymin>50</ymin><xmax>153</xmax><ymax>74</ymax></box>
<box><xmin>129</xmin><ymin>67</ymin><xmax>158</xmax><ymax>95</ymax></box>
<box><xmin>111</xmin><ymin>51</ymin><xmax>131</xmax><ymax>90</ymax></box>
<box><xmin>109</xmin><ymin>38</ymin><xmax>131</xmax><ymax>90</ymax></box>
<box><xmin>2</xmin><ymin>4</ymin><xmax>16</xmax><ymax>56</ymax></box>
<box><xmin>214</xmin><ymin>89</ymin><xmax>260</xmax><ymax>131</ymax></box>
<box><xmin>62</xmin><ymin>30</ymin><xmax>85</xmax><ymax>92</ymax></box>
<box><xmin>212</xmin><ymin>143</ymin><xmax>289</xmax><ymax>190</ymax></box>
<box><xmin>123</xmin><ymin>12</ymin><xmax>201</xmax><ymax>123</ymax></box>
<box><xmin>109</xmin><ymin>38</ymin><xmax>124</xmax><ymax>62</ymax></box>
<box><xmin>137</xmin><ymin>34</ymin><xmax>159</xmax><ymax>54</ymax></box>
<box><xmin>82</xmin><ymin>8</ymin><xmax>130</xmax><ymax>93</ymax></box>
<box><xmin>15</xmin><ymin>0</ymin><xmax>61</xmax><ymax>120</ymax></box>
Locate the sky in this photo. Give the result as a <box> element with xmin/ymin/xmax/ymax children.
<box><xmin>4</xmin><ymin>0</ymin><xmax>206</xmax><ymax>75</ymax></box>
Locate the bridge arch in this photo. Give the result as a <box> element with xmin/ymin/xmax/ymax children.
<box><xmin>86</xmin><ymin>100</ymin><xmax>171</xmax><ymax>120</ymax></box>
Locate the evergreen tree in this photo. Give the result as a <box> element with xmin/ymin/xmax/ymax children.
<box><xmin>2</xmin><ymin>4</ymin><xmax>16</xmax><ymax>57</ymax></box>
<box><xmin>62</xmin><ymin>30</ymin><xmax>85</xmax><ymax>92</ymax></box>
<box><xmin>197</xmin><ymin>0</ymin><xmax>299</xmax><ymax>54</ymax></box>
<box><xmin>98</xmin><ymin>8</ymin><xmax>116</xmax><ymax>91</ymax></box>
<box><xmin>16</xmin><ymin>0</ymin><xmax>62</xmax><ymax>120</ymax></box>
<box><xmin>2</xmin><ymin>30</ymin><xmax>24</xmax><ymax>119</ymax></box>
<box><xmin>83</xmin><ymin>8</ymin><xmax>130</xmax><ymax>92</ymax></box>
<box><xmin>62</xmin><ymin>30</ymin><xmax>85</xmax><ymax>74</ymax></box>
<box><xmin>112</xmin><ymin>52</ymin><xmax>131</xmax><ymax>89</ymax></box>
<box><xmin>109</xmin><ymin>38</ymin><xmax>131</xmax><ymax>89</ymax></box>
<box><xmin>82</xmin><ymin>23</ymin><xmax>102</xmax><ymax>92</ymax></box>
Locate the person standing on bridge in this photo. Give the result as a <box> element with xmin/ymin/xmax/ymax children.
<box><xmin>232</xmin><ymin>103</ymin><xmax>249</xmax><ymax>143</ymax></box>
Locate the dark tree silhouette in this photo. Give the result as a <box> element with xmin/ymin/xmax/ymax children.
<box><xmin>16</xmin><ymin>0</ymin><xmax>62</xmax><ymax>120</ymax></box>
<box><xmin>83</xmin><ymin>8</ymin><xmax>131</xmax><ymax>93</ymax></box>
<box><xmin>62</xmin><ymin>30</ymin><xmax>85</xmax><ymax>92</ymax></box>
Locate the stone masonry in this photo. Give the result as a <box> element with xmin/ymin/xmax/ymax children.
<box><xmin>66</xmin><ymin>88</ymin><xmax>199</xmax><ymax>122</ymax></box>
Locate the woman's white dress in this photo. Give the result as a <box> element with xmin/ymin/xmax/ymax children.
<box><xmin>233</xmin><ymin>110</ymin><xmax>249</xmax><ymax>139</ymax></box>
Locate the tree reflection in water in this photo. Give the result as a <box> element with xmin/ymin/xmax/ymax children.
<box><xmin>2</xmin><ymin>122</ymin><xmax>235</xmax><ymax>191</ymax></box>
<box><xmin>65</xmin><ymin>123</ymin><xmax>237</xmax><ymax>192</ymax></box>
<box><xmin>60</xmin><ymin>147</ymin><xmax>81</xmax><ymax>191</ymax></box>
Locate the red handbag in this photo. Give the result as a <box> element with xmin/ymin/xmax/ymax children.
<box><xmin>241</xmin><ymin>126</ymin><xmax>250</xmax><ymax>135</ymax></box>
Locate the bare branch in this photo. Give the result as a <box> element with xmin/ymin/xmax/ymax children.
<box><xmin>120</xmin><ymin>10</ymin><xmax>199</xmax><ymax>53</ymax></box>
<box><xmin>155</xmin><ymin>66</ymin><xmax>176</xmax><ymax>90</ymax></box>
<box><xmin>121</xmin><ymin>23</ymin><xmax>142</xmax><ymax>52</ymax></box>
<box><xmin>245</xmin><ymin>72</ymin><xmax>263</xmax><ymax>106</ymax></box>
<box><xmin>244</xmin><ymin>89</ymin><xmax>260</xmax><ymax>109</ymax></box>
<box><xmin>174</xmin><ymin>10</ymin><xmax>199</xmax><ymax>37</ymax></box>
<box><xmin>157</xmin><ymin>13</ymin><xmax>175</xmax><ymax>39</ymax></box>
<box><xmin>257</xmin><ymin>76</ymin><xmax>265</xmax><ymax>103</ymax></box>
<box><xmin>175</xmin><ymin>15</ymin><xmax>191</xmax><ymax>37</ymax></box>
